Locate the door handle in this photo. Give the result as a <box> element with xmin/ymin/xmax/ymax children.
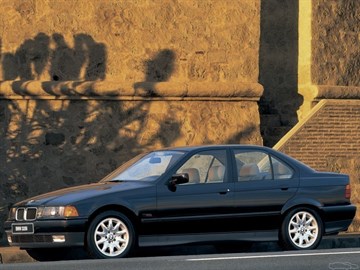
<box><xmin>281</xmin><ymin>187</ymin><xmax>289</xmax><ymax>191</ymax></box>
<box><xmin>219</xmin><ymin>189</ymin><xmax>230</xmax><ymax>195</ymax></box>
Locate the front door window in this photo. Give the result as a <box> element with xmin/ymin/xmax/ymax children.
<box><xmin>176</xmin><ymin>150</ymin><xmax>227</xmax><ymax>184</ymax></box>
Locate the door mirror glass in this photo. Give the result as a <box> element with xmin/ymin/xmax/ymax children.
<box><xmin>170</xmin><ymin>173</ymin><xmax>189</xmax><ymax>185</ymax></box>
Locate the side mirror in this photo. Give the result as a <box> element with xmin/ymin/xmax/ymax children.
<box><xmin>168</xmin><ymin>173</ymin><xmax>189</xmax><ymax>191</ymax></box>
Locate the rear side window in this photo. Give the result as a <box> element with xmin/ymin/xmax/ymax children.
<box><xmin>234</xmin><ymin>150</ymin><xmax>294</xmax><ymax>181</ymax></box>
<box><xmin>235</xmin><ymin>151</ymin><xmax>272</xmax><ymax>181</ymax></box>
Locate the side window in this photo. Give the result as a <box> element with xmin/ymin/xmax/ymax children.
<box><xmin>234</xmin><ymin>151</ymin><xmax>272</xmax><ymax>181</ymax></box>
<box><xmin>176</xmin><ymin>150</ymin><xmax>227</xmax><ymax>184</ymax></box>
<box><xmin>271</xmin><ymin>156</ymin><xmax>293</xmax><ymax>180</ymax></box>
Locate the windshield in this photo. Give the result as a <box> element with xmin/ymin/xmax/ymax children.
<box><xmin>101</xmin><ymin>150</ymin><xmax>186</xmax><ymax>182</ymax></box>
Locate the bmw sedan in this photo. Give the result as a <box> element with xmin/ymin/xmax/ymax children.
<box><xmin>4</xmin><ymin>145</ymin><xmax>356</xmax><ymax>260</ymax></box>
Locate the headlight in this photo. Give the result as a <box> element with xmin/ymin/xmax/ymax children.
<box><xmin>8</xmin><ymin>207</ymin><xmax>16</xmax><ymax>220</ymax></box>
<box><xmin>37</xmin><ymin>206</ymin><xmax>79</xmax><ymax>218</ymax></box>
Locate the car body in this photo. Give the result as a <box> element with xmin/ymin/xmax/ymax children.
<box><xmin>4</xmin><ymin>145</ymin><xmax>356</xmax><ymax>260</ymax></box>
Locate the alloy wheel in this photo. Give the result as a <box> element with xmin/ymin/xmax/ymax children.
<box><xmin>288</xmin><ymin>211</ymin><xmax>319</xmax><ymax>248</ymax></box>
<box><xmin>94</xmin><ymin>217</ymin><xmax>130</xmax><ymax>257</ymax></box>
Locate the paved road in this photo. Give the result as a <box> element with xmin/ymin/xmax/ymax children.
<box><xmin>2</xmin><ymin>248</ymin><xmax>360</xmax><ymax>270</ymax></box>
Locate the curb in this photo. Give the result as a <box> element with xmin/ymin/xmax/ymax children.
<box><xmin>0</xmin><ymin>247</ymin><xmax>34</xmax><ymax>264</ymax></box>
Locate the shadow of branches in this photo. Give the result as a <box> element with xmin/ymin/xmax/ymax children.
<box><xmin>0</xmin><ymin>33</ymin><xmax>180</xmax><ymax>244</ymax></box>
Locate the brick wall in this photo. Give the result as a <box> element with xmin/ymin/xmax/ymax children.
<box><xmin>274</xmin><ymin>99</ymin><xmax>360</xmax><ymax>232</ymax></box>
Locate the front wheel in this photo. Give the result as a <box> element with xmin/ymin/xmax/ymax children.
<box><xmin>86</xmin><ymin>211</ymin><xmax>135</xmax><ymax>259</ymax></box>
<box><xmin>280</xmin><ymin>208</ymin><xmax>323</xmax><ymax>250</ymax></box>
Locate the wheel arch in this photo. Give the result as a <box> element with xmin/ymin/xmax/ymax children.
<box><xmin>84</xmin><ymin>204</ymin><xmax>140</xmax><ymax>246</ymax></box>
<box><xmin>281</xmin><ymin>198</ymin><xmax>323</xmax><ymax>217</ymax></box>
<box><xmin>280</xmin><ymin>199</ymin><xmax>325</xmax><ymax>229</ymax></box>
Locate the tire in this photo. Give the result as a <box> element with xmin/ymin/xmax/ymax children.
<box><xmin>280</xmin><ymin>207</ymin><xmax>323</xmax><ymax>250</ymax></box>
<box><xmin>86</xmin><ymin>211</ymin><xmax>136</xmax><ymax>259</ymax></box>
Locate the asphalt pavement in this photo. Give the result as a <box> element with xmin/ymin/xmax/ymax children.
<box><xmin>1</xmin><ymin>248</ymin><xmax>360</xmax><ymax>270</ymax></box>
<box><xmin>1</xmin><ymin>234</ymin><xmax>360</xmax><ymax>264</ymax></box>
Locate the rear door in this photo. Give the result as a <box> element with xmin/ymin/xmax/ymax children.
<box><xmin>232</xmin><ymin>149</ymin><xmax>299</xmax><ymax>231</ymax></box>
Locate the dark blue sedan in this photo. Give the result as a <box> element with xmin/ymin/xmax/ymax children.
<box><xmin>4</xmin><ymin>145</ymin><xmax>356</xmax><ymax>260</ymax></box>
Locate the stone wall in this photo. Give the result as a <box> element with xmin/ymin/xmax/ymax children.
<box><xmin>0</xmin><ymin>0</ymin><xmax>263</xmax><ymax>244</ymax></box>
<box><xmin>0</xmin><ymin>0</ymin><xmax>260</xmax><ymax>83</ymax></box>
<box><xmin>1</xmin><ymin>0</ymin><xmax>359</xmax><ymax>245</ymax></box>
<box><xmin>259</xmin><ymin>0</ymin><xmax>360</xmax><ymax>149</ymax></box>
<box><xmin>274</xmin><ymin>99</ymin><xmax>360</xmax><ymax>232</ymax></box>
<box><xmin>259</xmin><ymin>0</ymin><xmax>302</xmax><ymax>147</ymax></box>
<box><xmin>298</xmin><ymin>0</ymin><xmax>360</xmax><ymax>117</ymax></box>
<box><xmin>312</xmin><ymin>0</ymin><xmax>360</xmax><ymax>86</ymax></box>
<box><xmin>0</xmin><ymin>84</ymin><xmax>263</xmax><ymax>244</ymax></box>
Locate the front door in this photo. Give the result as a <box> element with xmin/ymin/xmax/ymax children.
<box><xmin>153</xmin><ymin>149</ymin><xmax>235</xmax><ymax>235</ymax></box>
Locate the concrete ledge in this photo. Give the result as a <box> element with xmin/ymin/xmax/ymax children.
<box><xmin>297</xmin><ymin>85</ymin><xmax>360</xmax><ymax>120</ymax></box>
<box><xmin>299</xmin><ymin>84</ymin><xmax>360</xmax><ymax>101</ymax></box>
<box><xmin>316</xmin><ymin>85</ymin><xmax>360</xmax><ymax>100</ymax></box>
<box><xmin>0</xmin><ymin>81</ymin><xmax>263</xmax><ymax>100</ymax></box>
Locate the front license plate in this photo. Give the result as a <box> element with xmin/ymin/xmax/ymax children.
<box><xmin>11</xmin><ymin>223</ymin><xmax>34</xmax><ymax>234</ymax></box>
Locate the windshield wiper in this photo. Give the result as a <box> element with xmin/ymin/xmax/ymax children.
<box><xmin>107</xmin><ymin>179</ymin><xmax>125</xmax><ymax>183</ymax></box>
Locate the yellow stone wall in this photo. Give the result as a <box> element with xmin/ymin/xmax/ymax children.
<box><xmin>312</xmin><ymin>0</ymin><xmax>360</xmax><ymax>87</ymax></box>
<box><xmin>298</xmin><ymin>0</ymin><xmax>360</xmax><ymax>118</ymax></box>
<box><xmin>0</xmin><ymin>0</ymin><xmax>260</xmax><ymax>83</ymax></box>
<box><xmin>1</xmin><ymin>0</ymin><xmax>359</xmax><ymax>244</ymax></box>
<box><xmin>0</xmin><ymin>0</ymin><xmax>263</xmax><ymax>243</ymax></box>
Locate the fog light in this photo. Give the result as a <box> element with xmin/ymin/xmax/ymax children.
<box><xmin>52</xmin><ymin>235</ymin><xmax>65</xmax><ymax>243</ymax></box>
<box><xmin>7</xmin><ymin>235</ymin><xmax>12</xmax><ymax>243</ymax></box>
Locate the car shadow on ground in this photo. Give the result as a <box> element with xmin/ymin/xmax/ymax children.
<box><xmin>20</xmin><ymin>235</ymin><xmax>360</xmax><ymax>260</ymax></box>
<box><xmin>66</xmin><ymin>237</ymin><xmax>360</xmax><ymax>260</ymax></box>
<box><xmin>134</xmin><ymin>241</ymin><xmax>281</xmax><ymax>257</ymax></box>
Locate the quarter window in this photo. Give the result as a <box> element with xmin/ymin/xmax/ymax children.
<box><xmin>271</xmin><ymin>156</ymin><xmax>293</xmax><ymax>179</ymax></box>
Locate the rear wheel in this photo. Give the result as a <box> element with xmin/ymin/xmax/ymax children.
<box><xmin>86</xmin><ymin>211</ymin><xmax>135</xmax><ymax>259</ymax></box>
<box><xmin>280</xmin><ymin>208</ymin><xmax>323</xmax><ymax>250</ymax></box>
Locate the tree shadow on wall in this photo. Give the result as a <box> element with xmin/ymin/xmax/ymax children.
<box><xmin>2</xmin><ymin>33</ymin><xmax>50</xmax><ymax>80</ymax></box>
<box><xmin>0</xmin><ymin>34</ymin><xmax>180</xmax><ymax>244</ymax></box>
<box><xmin>133</xmin><ymin>49</ymin><xmax>175</xmax><ymax>97</ymax></box>
<box><xmin>259</xmin><ymin>0</ymin><xmax>303</xmax><ymax>147</ymax></box>
<box><xmin>2</xmin><ymin>32</ymin><xmax>106</xmax><ymax>81</ymax></box>
<box><xmin>51</xmin><ymin>33</ymin><xmax>106</xmax><ymax>81</ymax></box>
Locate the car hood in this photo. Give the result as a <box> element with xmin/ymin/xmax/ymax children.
<box><xmin>15</xmin><ymin>181</ymin><xmax>152</xmax><ymax>207</ymax></box>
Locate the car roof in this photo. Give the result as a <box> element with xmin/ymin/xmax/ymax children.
<box><xmin>162</xmin><ymin>144</ymin><xmax>272</xmax><ymax>152</ymax></box>
<box><xmin>159</xmin><ymin>144</ymin><xmax>315</xmax><ymax>173</ymax></box>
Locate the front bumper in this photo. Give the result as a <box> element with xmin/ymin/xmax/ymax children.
<box><xmin>4</xmin><ymin>218</ymin><xmax>87</xmax><ymax>248</ymax></box>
